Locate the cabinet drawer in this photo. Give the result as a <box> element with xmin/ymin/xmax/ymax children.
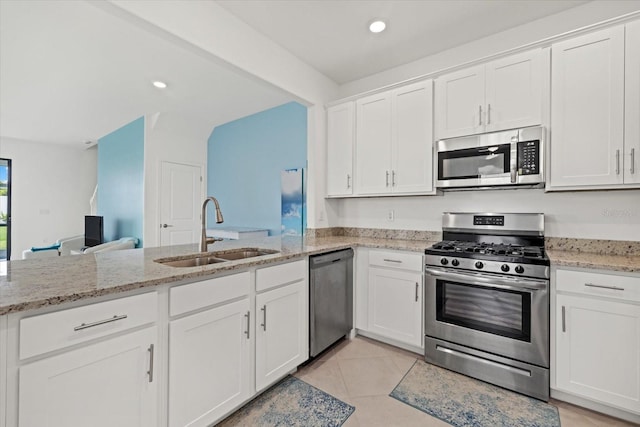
<box><xmin>20</xmin><ymin>292</ymin><xmax>157</xmax><ymax>360</ymax></box>
<box><xmin>170</xmin><ymin>272</ymin><xmax>250</xmax><ymax>316</ymax></box>
<box><xmin>556</xmin><ymin>269</ymin><xmax>640</xmax><ymax>302</ymax></box>
<box><xmin>369</xmin><ymin>250</ymin><xmax>423</xmax><ymax>272</ymax></box>
<box><xmin>256</xmin><ymin>260</ymin><xmax>306</xmax><ymax>292</ymax></box>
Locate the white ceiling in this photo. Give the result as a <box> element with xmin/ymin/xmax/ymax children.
<box><xmin>217</xmin><ymin>0</ymin><xmax>589</xmax><ymax>84</ymax></box>
<box><xmin>0</xmin><ymin>0</ymin><xmax>592</xmax><ymax>147</ymax></box>
<box><xmin>0</xmin><ymin>0</ymin><xmax>293</xmax><ymax>147</ymax></box>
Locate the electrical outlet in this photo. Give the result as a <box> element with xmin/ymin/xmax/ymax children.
<box><xmin>387</xmin><ymin>209</ymin><xmax>395</xmax><ymax>221</ymax></box>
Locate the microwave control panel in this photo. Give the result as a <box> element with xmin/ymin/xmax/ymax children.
<box><xmin>517</xmin><ymin>140</ymin><xmax>540</xmax><ymax>175</ymax></box>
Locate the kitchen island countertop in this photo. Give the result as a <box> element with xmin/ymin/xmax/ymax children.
<box><xmin>0</xmin><ymin>235</ymin><xmax>435</xmax><ymax>315</ymax></box>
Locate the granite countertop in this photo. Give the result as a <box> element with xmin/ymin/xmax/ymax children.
<box><xmin>547</xmin><ymin>250</ymin><xmax>640</xmax><ymax>273</ymax></box>
<box><xmin>0</xmin><ymin>235</ymin><xmax>435</xmax><ymax>316</ymax></box>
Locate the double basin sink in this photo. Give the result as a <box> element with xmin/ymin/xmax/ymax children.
<box><xmin>155</xmin><ymin>248</ymin><xmax>279</xmax><ymax>268</ymax></box>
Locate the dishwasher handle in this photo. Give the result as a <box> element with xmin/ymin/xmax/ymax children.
<box><xmin>310</xmin><ymin>249</ymin><xmax>354</xmax><ymax>268</ymax></box>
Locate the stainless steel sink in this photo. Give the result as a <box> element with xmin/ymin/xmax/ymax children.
<box><xmin>213</xmin><ymin>248</ymin><xmax>279</xmax><ymax>260</ymax></box>
<box><xmin>155</xmin><ymin>248</ymin><xmax>279</xmax><ymax>267</ymax></box>
<box><xmin>159</xmin><ymin>256</ymin><xmax>228</xmax><ymax>268</ymax></box>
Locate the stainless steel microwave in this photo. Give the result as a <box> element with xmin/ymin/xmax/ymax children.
<box><xmin>436</xmin><ymin>126</ymin><xmax>545</xmax><ymax>190</ymax></box>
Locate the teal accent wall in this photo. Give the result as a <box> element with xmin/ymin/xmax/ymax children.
<box><xmin>97</xmin><ymin>117</ymin><xmax>144</xmax><ymax>246</ymax></box>
<box><xmin>207</xmin><ymin>102</ymin><xmax>307</xmax><ymax>236</ymax></box>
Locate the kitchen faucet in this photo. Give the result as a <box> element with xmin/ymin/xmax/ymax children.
<box><xmin>201</xmin><ymin>196</ymin><xmax>224</xmax><ymax>252</ymax></box>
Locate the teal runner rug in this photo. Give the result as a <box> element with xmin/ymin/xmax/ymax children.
<box><xmin>390</xmin><ymin>360</ymin><xmax>560</xmax><ymax>427</ymax></box>
<box><xmin>218</xmin><ymin>376</ymin><xmax>354</xmax><ymax>426</ymax></box>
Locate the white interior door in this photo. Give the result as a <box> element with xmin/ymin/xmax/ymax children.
<box><xmin>160</xmin><ymin>162</ymin><xmax>202</xmax><ymax>246</ymax></box>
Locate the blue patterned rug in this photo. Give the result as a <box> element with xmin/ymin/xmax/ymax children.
<box><xmin>218</xmin><ymin>376</ymin><xmax>355</xmax><ymax>426</ymax></box>
<box><xmin>390</xmin><ymin>360</ymin><xmax>560</xmax><ymax>427</ymax></box>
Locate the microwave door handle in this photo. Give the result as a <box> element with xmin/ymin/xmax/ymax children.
<box><xmin>424</xmin><ymin>267</ymin><xmax>547</xmax><ymax>291</ymax></box>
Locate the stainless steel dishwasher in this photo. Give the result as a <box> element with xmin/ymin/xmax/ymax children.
<box><xmin>309</xmin><ymin>249</ymin><xmax>354</xmax><ymax>357</ymax></box>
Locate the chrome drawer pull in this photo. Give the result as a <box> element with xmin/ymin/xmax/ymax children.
<box><xmin>383</xmin><ymin>259</ymin><xmax>402</xmax><ymax>263</ymax></box>
<box><xmin>347</xmin><ymin>174</ymin><xmax>351</xmax><ymax>189</ymax></box>
<box><xmin>631</xmin><ymin>148</ymin><xmax>636</xmax><ymax>175</ymax></box>
<box><xmin>478</xmin><ymin>105</ymin><xmax>482</xmax><ymax>126</ymax></box>
<box><xmin>561</xmin><ymin>306</ymin><xmax>566</xmax><ymax>333</ymax></box>
<box><xmin>584</xmin><ymin>283</ymin><xmax>624</xmax><ymax>291</ymax></box>
<box><xmin>487</xmin><ymin>103</ymin><xmax>491</xmax><ymax>124</ymax></box>
<box><xmin>244</xmin><ymin>311</ymin><xmax>250</xmax><ymax>339</ymax></box>
<box><xmin>415</xmin><ymin>282</ymin><xmax>419</xmax><ymax>302</ymax></box>
<box><xmin>261</xmin><ymin>305</ymin><xmax>267</xmax><ymax>331</ymax></box>
<box><xmin>147</xmin><ymin>344</ymin><xmax>155</xmax><ymax>383</ymax></box>
<box><xmin>616</xmin><ymin>149</ymin><xmax>620</xmax><ymax>175</ymax></box>
<box><xmin>73</xmin><ymin>314</ymin><xmax>128</xmax><ymax>331</ymax></box>
<box><xmin>386</xmin><ymin>171</ymin><xmax>390</xmax><ymax>187</ymax></box>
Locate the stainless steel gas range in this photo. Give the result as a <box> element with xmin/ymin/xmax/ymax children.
<box><xmin>424</xmin><ymin>212</ymin><xmax>550</xmax><ymax>401</ymax></box>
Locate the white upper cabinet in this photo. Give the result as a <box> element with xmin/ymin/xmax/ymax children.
<box><xmin>550</xmin><ymin>26</ymin><xmax>625</xmax><ymax>188</ymax></box>
<box><xmin>625</xmin><ymin>20</ymin><xmax>640</xmax><ymax>185</ymax></box>
<box><xmin>435</xmin><ymin>64</ymin><xmax>485</xmax><ymax>139</ymax></box>
<box><xmin>355</xmin><ymin>80</ymin><xmax>434</xmax><ymax>196</ymax></box>
<box><xmin>392</xmin><ymin>81</ymin><xmax>435</xmax><ymax>194</ymax></box>
<box><xmin>435</xmin><ymin>49</ymin><xmax>543</xmax><ymax>139</ymax></box>
<box><xmin>355</xmin><ymin>92</ymin><xmax>393</xmax><ymax>194</ymax></box>
<box><xmin>327</xmin><ymin>102</ymin><xmax>355</xmax><ymax>196</ymax></box>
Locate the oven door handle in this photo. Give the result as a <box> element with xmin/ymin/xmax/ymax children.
<box><xmin>424</xmin><ymin>267</ymin><xmax>547</xmax><ymax>291</ymax></box>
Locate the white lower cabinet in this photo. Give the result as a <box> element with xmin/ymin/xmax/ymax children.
<box><xmin>364</xmin><ymin>250</ymin><xmax>424</xmax><ymax>349</ymax></box>
<box><xmin>255</xmin><ymin>279</ymin><xmax>307</xmax><ymax>392</ymax></box>
<box><xmin>368</xmin><ymin>267</ymin><xmax>423</xmax><ymax>348</ymax></box>
<box><xmin>168</xmin><ymin>298</ymin><xmax>251</xmax><ymax>427</ymax></box>
<box><xmin>19</xmin><ymin>326</ymin><xmax>158</xmax><ymax>427</ymax></box>
<box><xmin>554</xmin><ymin>268</ymin><xmax>640</xmax><ymax>415</ymax></box>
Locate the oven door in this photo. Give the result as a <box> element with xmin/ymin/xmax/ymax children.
<box><xmin>424</xmin><ymin>267</ymin><xmax>549</xmax><ymax>368</ymax></box>
<box><xmin>436</xmin><ymin>142</ymin><xmax>515</xmax><ymax>188</ymax></box>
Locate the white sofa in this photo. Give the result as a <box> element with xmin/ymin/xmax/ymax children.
<box><xmin>22</xmin><ymin>236</ymin><xmax>138</xmax><ymax>259</ymax></box>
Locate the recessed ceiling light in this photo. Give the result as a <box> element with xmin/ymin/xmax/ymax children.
<box><xmin>369</xmin><ymin>20</ymin><xmax>386</xmax><ymax>34</ymax></box>
<box><xmin>152</xmin><ymin>81</ymin><xmax>167</xmax><ymax>89</ymax></box>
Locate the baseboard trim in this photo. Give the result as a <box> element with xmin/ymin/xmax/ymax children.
<box><xmin>551</xmin><ymin>388</ymin><xmax>640</xmax><ymax>424</ymax></box>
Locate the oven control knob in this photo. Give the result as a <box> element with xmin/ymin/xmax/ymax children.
<box><xmin>515</xmin><ymin>265</ymin><xmax>525</xmax><ymax>274</ymax></box>
<box><xmin>475</xmin><ymin>261</ymin><xmax>484</xmax><ymax>269</ymax></box>
<box><xmin>451</xmin><ymin>259</ymin><xmax>459</xmax><ymax>267</ymax></box>
<box><xmin>440</xmin><ymin>258</ymin><xmax>448</xmax><ymax>266</ymax></box>
<box><xmin>501</xmin><ymin>264</ymin><xmax>510</xmax><ymax>272</ymax></box>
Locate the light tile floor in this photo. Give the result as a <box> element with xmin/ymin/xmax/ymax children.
<box><xmin>294</xmin><ymin>336</ymin><xmax>637</xmax><ymax>427</ymax></box>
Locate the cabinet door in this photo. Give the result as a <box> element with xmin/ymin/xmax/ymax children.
<box><xmin>626</xmin><ymin>20</ymin><xmax>640</xmax><ymax>184</ymax></box>
<box><xmin>169</xmin><ymin>299</ymin><xmax>251</xmax><ymax>427</ymax></box>
<box><xmin>327</xmin><ymin>102</ymin><xmax>355</xmax><ymax>196</ymax></box>
<box><xmin>391</xmin><ymin>80</ymin><xmax>434</xmax><ymax>194</ymax></box>
<box><xmin>556</xmin><ymin>294</ymin><xmax>640</xmax><ymax>412</ymax></box>
<box><xmin>485</xmin><ymin>49</ymin><xmax>542</xmax><ymax>132</ymax></box>
<box><xmin>255</xmin><ymin>280</ymin><xmax>307</xmax><ymax>392</ymax></box>
<box><xmin>550</xmin><ymin>26</ymin><xmax>625</xmax><ymax>188</ymax></box>
<box><xmin>368</xmin><ymin>267</ymin><xmax>423</xmax><ymax>348</ymax></box>
<box><xmin>435</xmin><ymin>64</ymin><xmax>485</xmax><ymax>139</ymax></box>
<box><xmin>19</xmin><ymin>327</ymin><xmax>157</xmax><ymax>427</ymax></box>
<box><xmin>355</xmin><ymin>92</ymin><xmax>392</xmax><ymax>194</ymax></box>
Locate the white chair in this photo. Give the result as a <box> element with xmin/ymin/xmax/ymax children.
<box><xmin>22</xmin><ymin>235</ymin><xmax>84</xmax><ymax>259</ymax></box>
<box><xmin>83</xmin><ymin>237</ymin><xmax>138</xmax><ymax>254</ymax></box>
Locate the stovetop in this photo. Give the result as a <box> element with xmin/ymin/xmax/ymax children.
<box><xmin>428</xmin><ymin>240</ymin><xmax>547</xmax><ymax>262</ymax></box>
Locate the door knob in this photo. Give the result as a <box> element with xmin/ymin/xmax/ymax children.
<box><xmin>161</xmin><ymin>224</ymin><xmax>173</xmax><ymax>228</ymax></box>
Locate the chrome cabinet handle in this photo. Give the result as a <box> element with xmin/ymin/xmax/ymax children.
<box><xmin>478</xmin><ymin>105</ymin><xmax>482</xmax><ymax>126</ymax></box>
<box><xmin>74</xmin><ymin>314</ymin><xmax>128</xmax><ymax>331</ymax></box>
<box><xmin>616</xmin><ymin>149</ymin><xmax>620</xmax><ymax>175</ymax></box>
<box><xmin>161</xmin><ymin>224</ymin><xmax>173</xmax><ymax>228</ymax></box>
<box><xmin>415</xmin><ymin>282</ymin><xmax>419</xmax><ymax>302</ymax></box>
<box><xmin>346</xmin><ymin>174</ymin><xmax>351</xmax><ymax>189</ymax></box>
<box><xmin>631</xmin><ymin>148</ymin><xmax>636</xmax><ymax>175</ymax></box>
<box><xmin>383</xmin><ymin>258</ymin><xmax>402</xmax><ymax>263</ymax></box>
<box><xmin>147</xmin><ymin>344</ymin><xmax>155</xmax><ymax>383</ymax></box>
<box><xmin>260</xmin><ymin>305</ymin><xmax>267</xmax><ymax>331</ymax></box>
<box><xmin>487</xmin><ymin>103</ymin><xmax>491</xmax><ymax>124</ymax></box>
<box><xmin>244</xmin><ymin>311</ymin><xmax>250</xmax><ymax>339</ymax></box>
<box><xmin>585</xmin><ymin>282</ymin><xmax>624</xmax><ymax>291</ymax></box>
<box><xmin>392</xmin><ymin>170</ymin><xmax>396</xmax><ymax>187</ymax></box>
<box><xmin>386</xmin><ymin>171</ymin><xmax>390</xmax><ymax>187</ymax></box>
<box><xmin>561</xmin><ymin>306</ymin><xmax>566</xmax><ymax>333</ymax></box>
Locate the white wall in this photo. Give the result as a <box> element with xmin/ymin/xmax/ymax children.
<box><xmin>143</xmin><ymin>112</ymin><xmax>209</xmax><ymax>248</ymax></box>
<box><xmin>101</xmin><ymin>0</ymin><xmax>340</xmax><ymax>230</ymax></box>
<box><xmin>0</xmin><ymin>138</ymin><xmax>97</xmax><ymax>257</ymax></box>
<box><xmin>339</xmin><ymin>1</ymin><xmax>640</xmax><ymax>98</ymax></box>
<box><xmin>337</xmin><ymin>189</ymin><xmax>640</xmax><ymax>240</ymax></box>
